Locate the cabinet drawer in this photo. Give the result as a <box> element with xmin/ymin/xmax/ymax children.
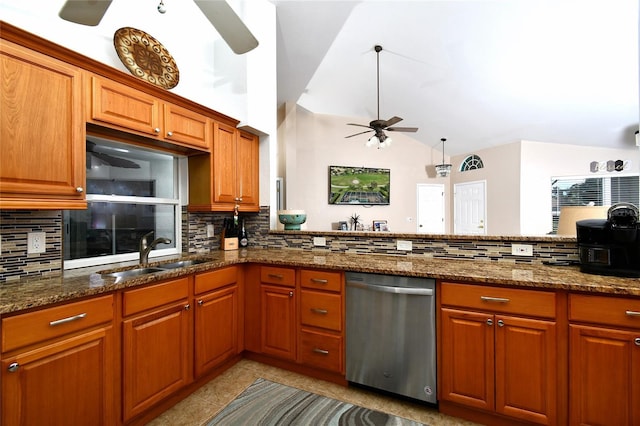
<box><xmin>1</xmin><ymin>295</ymin><xmax>113</xmax><ymax>353</ymax></box>
<box><xmin>300</xmin><ymin>269</ymin><xmax>342</xmax><ymax>292</ymax></box>
<box><xmin>260</xmin><ymin>266</ymin><xmax>295</xmax><ymax>287</ymax></box>
<box><xmin>122</xmin><ymin>278</ymin><xmax>189</xmax><ymax>317</ymax></box>
<box><xmin>300</xmin><ymin>290</ymin><xmax>342</xmax><ymax>331</ymax></box>
<box><xmin>569</xmin><ymin>293</ymin><xmax>640</xmax><ymax>329</ymax></box>
<box><xmin>299</xmin><ymin>329</ymin><xmax>343</xmax><ymax>373</ymax></box>
<box><xmin>441</xmin><ymin>282</ymin><xmax>556</xmax><ymax>319</ymax></box>
<box><xmin>195</xmin><ymin>266</ymin><xmax>237</xmax><ymax>294</ymax></box>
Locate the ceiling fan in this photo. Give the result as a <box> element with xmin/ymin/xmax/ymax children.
<box><xmin>346</xmin><ymin>45</ymin><xmax>418</xmax><ymax>148</ymax></box>
<box><xmin>58</xmin><ymin>0</ymin><xmax>258</xmax><ymax>54</ymax></box>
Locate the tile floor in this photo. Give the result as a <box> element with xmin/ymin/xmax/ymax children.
<box><xmin>147</xmin><ymin>359</ymin><xmax>481</xmax><ymax>426</ymax></box>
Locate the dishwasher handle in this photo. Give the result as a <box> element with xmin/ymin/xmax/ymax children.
<box><xmin>347</xmin><ymin>280</ymin><xmax>434</xmax><ymax>296</ymax></box>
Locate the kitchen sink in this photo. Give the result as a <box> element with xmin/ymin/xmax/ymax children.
<box><xmin>102</xmin><ymin>267</ymin><xmax>167</xmax><ymax>282</ymax></box>
<box><xmin>157</xmin><ymin>259</ymin><xmax>209</xmax><ymax>269</ymax></box>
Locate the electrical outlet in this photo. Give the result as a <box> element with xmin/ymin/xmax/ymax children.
<box><xmin>27</xmin><ymin>232</ymin><xmax>46</xmax><ymax>254</ymax></box>
<box><xmin>206</xmin><ymin>224</ymin><xmax>214</xmax><ymax>238</ymax></box>
<box><xmin>511</xmin><ymin>243</ymin><xmax>533</xmax><ymax>256</ymax></box>
<box><xmin>313</xmin><ymin>236</ymin><xmax>326</xmax><ymax>247</ymax></box>
<box><xmin>397</xmin><ymin>240</ymin><xmax>413</xmax><ymax>251</ymax></box>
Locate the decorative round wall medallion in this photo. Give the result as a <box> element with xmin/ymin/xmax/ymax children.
<box><xmin>113</xmin><ymin>27</ymin><xmax>179</xmax><ymax>90</ymax></box>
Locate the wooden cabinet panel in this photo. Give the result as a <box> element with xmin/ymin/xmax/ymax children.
<box><xmin>440</xmin><ymin>308</ymin><xmax>495</xmax><ymax>411</ymax></box>
<box><xmin>194</xmin><ymin>285</ymin><xmax>239</xmax><ymax>377</ymax></box>
<box><xmin>261</xmin><ymin>266</ymin><xmax>296</xmax><ymax>287</ymax></box>
<box><xmin>1</xmin><ymin>327</ymin><xmax>116</xmax><ymax>426</ymax></box>
<box><xmin>163</xmin><ymin>103</ymin><xmax>210</xmax><ymax>149</ymax></box>
<box><xmin>122</xmin><ymin>299</ymin><xmax>191</xmax><ymax>421</ymax></box>
<box><xmin>300</xmin><ymin>269</ymin><xmax>342</xmax><ymax>292</ymax></box>
<box><xmin>2</xmin><ymin>295</ymin><xmax>113</xmax><ymax>352</ymax></box>
<box><xmin>495</xmin><ymin>315</ymin><xmax>557</xmax><ymax>424</ymax></box>
<box><xmin>0</xmin><ymin>39</ymin><xmax>85</xmax><ymax>209</ymax></box>
<box><xmin>570</xmin><ymin>293</ymin><xmax>640</xmax><ymax>329</ymax></box>
<box><xmin>569</xmin><ymin>321</ymin><xmax>640</xmax><ymax>425</ymax></box>
<box><xmin>122</xmin><ymin>277</ymin><xmax>189</xmax><ymax>317</ymax></box>
<box><xmin>194</xmin><ymin>266</ymin><xmax>238</xmax><ymax>294</ymax></box>
<box><xmin>300</xmin><ymin>290</ymin><xmax>342</xmax><ymax>331</ymax></box>
<box><xmin>236</xmin><ymin>130</ymin><xmax>259</xmax><ymax>206</ymax></box>
<box><xmin>299</xmin><ymin>329</ymin><xmax>343</xmax><ymax>372</ymax></box>
<box><xmin>212</xmin><ymin>122</ymin><xmax>238</xmax><ymax>204</ymax></box>
<box><xmin>89</xmin><ymin>75</ymin><xmax>161</xmax><ymax>136</ymax></box>
<box><xmin>261</xmin><ymin>284</ymin><xmax>296</xmax><ymax>360</ymax></box>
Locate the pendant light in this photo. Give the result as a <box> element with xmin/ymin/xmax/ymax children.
<box><xmin>435</xmin><ymin>138</ymin><xmax>452</xmax><ymax>177</ymax></box>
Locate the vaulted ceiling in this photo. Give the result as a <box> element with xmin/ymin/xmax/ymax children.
<box><xmin>272</xmin><ymin>0</ymin><xmax>639</xmax><ymax>155</ymax></box>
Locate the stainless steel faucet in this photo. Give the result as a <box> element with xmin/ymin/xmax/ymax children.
<box><xmin>139</xmin><ymin>231</ymin><xmax>171</xmax><ymax>264</ymax></box>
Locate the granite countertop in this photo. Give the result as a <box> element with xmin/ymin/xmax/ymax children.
<box><xmin>2</xmin><ymin>248</ymin><xmax>639</xmax><ymax>315</ymax></box>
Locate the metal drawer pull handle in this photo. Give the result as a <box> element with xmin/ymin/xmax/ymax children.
<box><xmin>313</xmin><ymin>348</ymin><xmax>329</xmax><ymax>355</ymax></box>
<box><xmin>268</xmin><ymin>274</ymin><xmax>284</xmax><ymax>279</ymax></box>
<box><xmin>311</xmin><ymin>308</ymin><xmax>328</xmax><ymax>314</ymax></box>
<box><xmin>625</xmin><ymin>310</ymin><xmax>640</xmax><ymax>317</ymax></box>
<box><xmin>7</xmin><ymin>362</ymin><xmax>19</xmax><ymax>373</ymax></box>
<box><xmin>481</xmin><ymin>296</ymin><xmax>510</xmax><ymax>303</ymax></box>
<box><xmin>635</xmin><ymin>338</ymin><xmax>640</xmax><ymax>346</ymax></box>
<box><xmin>311</xmin><ymin>278</ymin><xmax>328</xmax><ymax>284</ymax></box>
<box><xmin>49</xmin><ymin>312</ymin><xmax>87</xmax><ymax>327</ymax></box>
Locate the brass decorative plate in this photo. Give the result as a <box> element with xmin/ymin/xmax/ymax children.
<box><xmin>113</xmin><ymin>27</ymin><xmax>179</xmax><ymax>90</ymax></box>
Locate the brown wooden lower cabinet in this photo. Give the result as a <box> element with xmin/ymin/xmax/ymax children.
<box><xmin>0</xmin><ymin>296</ymin><xmax>116</xmax><ymax>426</ymax></box>
<box><xmin>439</xmin><ymin>282</ymin><xmax>560</xmax><ymax>425</ymax></box>
<box><xmin>261</xmin><ymin>283</ymin><xmax>297</xmax><ymax>360</ymax></box>
<box><xmin>121</xmin><ymin>278</ymin><xmax>192</xmax><ymax>422</ymax></box>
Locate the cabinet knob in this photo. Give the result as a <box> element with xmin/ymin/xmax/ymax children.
<box><xmin>289</xmin><ymin>291</ymin><xmax>293</xmax><ymax>297</ymax></box>
<box><xmin>235</xmin><ymin>197</ymin><xmax>243</xmax><ymax>202</ymax></box>
<box><xmin>76</xmin><ymin>187</ymin><xmax>84</xmax><ymax>193</ymax></box>
<box><xmin>184</xmin><ymin>303</ymin><xmax>190</xmax><ymax>311</ymax></box>
<box><xmin>7</xmin><ymin>362</ymin><xmax>19</xmax><ymax>373</ymax></box>
<box><xmin>167</xmin><ymin>131</ymin><xmax>173</xmax><ymax>137</ymax></box>
<box><xmin>154</xmin><ymin>127</ymin><xmax>161</xmax><ymax>133</ymax></box>
<box><xmin>486</xmin><ymin>318</ymin><xmax>493</xmax><ymax>326</ymax></box>
<box><xmin>198</xmin><ymin>300</ymin><xmax>204</xmax><ymax>306</ymax></box>
<box><xmin>635</xmin><ymin>338</ymin><xmax>640</xmax><ymax>346</ymax></box>
<box><xmin>497</xmin><ymin>319</ymin><xmax>505</xmax><ymax>327</ymax></box>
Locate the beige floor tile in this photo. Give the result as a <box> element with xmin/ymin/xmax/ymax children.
<box><xmin>147</xmin><ymin>359</ymin><xmax>481</xmax><ymax>425</ymax></box>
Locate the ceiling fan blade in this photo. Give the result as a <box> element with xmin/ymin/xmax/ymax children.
<box><xmin>381</xmin><ymin>116</ymin><xmax>403</xmax><ymax>128</ymax></box>
<box><xmin>347</xmin><ymin>123</ymin><xmax>373</xmax><ymax>129</ymax></box>
<box><xmin>58</xmin><ymin>0</ymin><xmax>113</xmax><ymax>26</ymax></box>
<box><xmin>345</xmin><ymin>129</ymin><xmax>374</xmax><ymax>138</ymax></box>
<box><xmin>194</xmin><ymin>0</ymin><xmax>259</xmax><ymax>54</ymax></box>
<box><xmin>387</xmin><ymin>126</ymin><xmax>419</xmax><ymax>133</ymax></box>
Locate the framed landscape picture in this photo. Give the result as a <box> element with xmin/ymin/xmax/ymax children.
<box><xmin>328</xmin><ymin>165</ymin><xmax>390</xmax><ymax>205</ymax></box>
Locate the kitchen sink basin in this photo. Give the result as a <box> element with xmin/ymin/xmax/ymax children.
<box><xmin>157</xmin><ymin>259</ymin><xmax>209</xmax><ymax>269</ymax></box>
<box><xmin>103</xmin><ymin>267</ymin><xmax>166</xmax><ymax>282</ymax></box>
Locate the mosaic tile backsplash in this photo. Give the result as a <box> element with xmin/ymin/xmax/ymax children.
<box><xmin>1</xmin><ymin>206</ymin><xmax>578</xmax><ymax>282</ymax></box>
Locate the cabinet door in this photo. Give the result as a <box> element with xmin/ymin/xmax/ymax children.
<box><xmin>0</xmin><ymin>40</ymin><xmax>85</xmax><ymax>209</ymax></box>
<box><xmin>570</xmin><ymin>324</ymin><xmax>640</xmax><ymax>426</ymax></box>
<box><xmin>1</xmin><ymin>327</ymin><xmax>115</xmax><ymax>426</ymax></box>
<box><xmin>440</xmin><ymin>308</ymin><xmax>494</xmax><ymax>410</ymax></box>
<box><xmin>194</xmin><ymin>285</ymin><xmax>238</xmax><ymax>377</ymax></box>
<box><xmin>496</xmin><ymin>315</ymin><xmax>557</xmax><ymax>425</ymax></box>
<box><xmin>89</xmin><ymin>75</ymin><xmax>161</xmax><ymax>136</ymax></box>
<box><xmin>122</xmin><ymin>301</ymin><xmax>191</xmax><ymax>421</ymax></box>
<box><xmin>163</xmin><ymin>103</ymin><xmax>211</xmax><ymax>150</ymax></box>
<box><xmin>212</xmin><ymin>121</ymin><xmax>238</xmax><ymax>204</ymax></box>
<box><xmin>261</xmin><ymin>284</ymin><xmax>296</xmax><ymax>360</ymax></box>
<box><xmin>236</xmin><ymin>130</ymin><xmax>259</xmax><ymax>208</ymax></box>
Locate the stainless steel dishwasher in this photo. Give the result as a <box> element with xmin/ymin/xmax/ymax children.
<box><xmin>345</xmin><ymin>271</ymin><xmax>437</xmax><ymax>404</ymax></box>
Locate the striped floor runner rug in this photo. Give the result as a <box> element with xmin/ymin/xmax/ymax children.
<box><xmin>207</xmin><ymin>378</ymin><xmax>426</xmax><ymax>426</ymax></box>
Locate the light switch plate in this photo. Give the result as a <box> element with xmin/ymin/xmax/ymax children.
<box><xmin>27</xmin><ymin>232</ymin><xmax>46</xmax><ymax>254</ymax></box>
<box><xmin>511</xmin><ymin>243</ymin><xmax>533</xmax><ymax>256</ymax></box>
<box><xmin>206</xmin><ymin>224</ymin><xmax>214</xmax><ymax>238</ymax></box>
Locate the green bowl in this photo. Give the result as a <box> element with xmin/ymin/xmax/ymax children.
<box><xmin>278</xmin><ymin>210</ymin><xmax>307</xmax><ymax>230</ymax></box>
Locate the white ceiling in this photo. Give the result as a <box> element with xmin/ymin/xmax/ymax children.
<box><xmin>272</xmin><ymin>0</ymin><xmax>640</xmax><ymax>155</ymax></box>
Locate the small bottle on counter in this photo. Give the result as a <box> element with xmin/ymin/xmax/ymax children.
<box><xmin>239</xmin><ymin>220</ymin><xmax>248</xmax><ymax>247</ymax></box>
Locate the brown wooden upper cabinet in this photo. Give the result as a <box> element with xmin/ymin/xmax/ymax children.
<box><xmin>87</xmin><ymin>75</ymin><xmax>211</xmax><ymax>151</ymax></box>
<box><xmin>188</xmin><ymin>122</ymin><xmax>259</xmax><ymax>212</ymax></box>
<box><xmin>0</xmin><ymin>39</ymin><xmax>86</xmax><ymax>210</ymax></box>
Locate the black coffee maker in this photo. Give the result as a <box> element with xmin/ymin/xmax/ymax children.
<box><xmin>576</xmin><ymin>203</ymin><xmax>640</xmax><ymax>278</ymax></box>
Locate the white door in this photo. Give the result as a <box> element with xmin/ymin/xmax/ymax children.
<box><xmin>417</xmin><ymin>184</ymin><xmax>445</xmax><ymax>234</ymax></box>
<box><xmin>454</xmin><ymin>180</ymin><xmax>486</xmax><ymax>235</ymax></box>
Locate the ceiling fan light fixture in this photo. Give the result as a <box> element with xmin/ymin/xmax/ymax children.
<box><xmin>366</xmin><ymin>135</ymin><xmax>379</xmax><ymax>148</ymax></box>
<box><xmin>436</xmin><ymin>137</ymin><xmax>452</xmax><ymax>177</ymax></box>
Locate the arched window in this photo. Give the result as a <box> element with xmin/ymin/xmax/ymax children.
<box><xmin>460</xmin><ymin>155</ymin><xmax>484</xmax><ymax>171</ymax></box>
